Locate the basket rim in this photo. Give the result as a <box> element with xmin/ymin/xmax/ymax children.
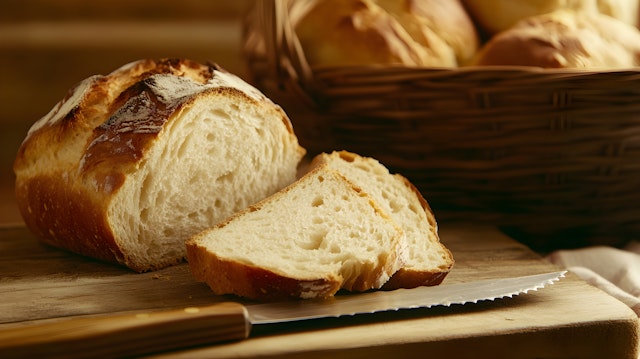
<box><xmin>308</xmin><ymin>63</ymin><xmax>640</xmax><ymax>75</ymax></box>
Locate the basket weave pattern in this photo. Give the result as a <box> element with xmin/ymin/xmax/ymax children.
<box><xmin>244</xmin><ymin>0</ymin><xmax>640</xmax><ymax>249</ymax></box>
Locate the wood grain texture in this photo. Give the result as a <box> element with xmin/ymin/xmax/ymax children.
<box><xmin>0</xmin><ymin>302</ymin><xmax>250</xmax><ymax>359</ymax></box>
<box><xmin>0</xmin><ymin>223</ymin><xmax>637</xmax><ymax>358</ymax></box>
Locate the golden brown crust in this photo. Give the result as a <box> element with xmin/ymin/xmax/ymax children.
<box><xmin>15</xmin><ymin>174</ymin><xmax>125</xmax><ymax>264</ymax></box>
<box><xmin>14</xmin><ymin>59</ymin><xmax>196</xmax><ymax>271</ymax></box>
<box><xmin>381</xmin><ymin>173</ymin><xmax>453</xmax><ymax>289</ymax></box>
<box><xmin>463</xmin><ymin>0</ymin><xmax>640</xmax><ymax>35</ymax></box>
<box><xmin>309</xmin><ymin>151</ymin><xmax>453</xmax><ymax>290</ymax></box>
<box><xmin>390</xmin><ymin>0</ymin><xmax>479</xmax><ymax>65</ymax></box>
<box><xmin>14</xmin><ymin>70</ymin><xmax>128</xmax><ymax>268</ymax></box>
<box><xmin>382</xmin><ymin>269</ymin><xmax>449</xmax><ymax>289</ymax></box>
<box><xmin>185</xmin><ymin>165</ymin><xmax>404</xmax><ymax>300</ymax></box>
<box><xmin>14</xmin><ymin>58</ymin><xmax>303</xmax><ymax>272</ymax></box>
<box><xmin>186</xmin><ymin>241</ymin><xmax>342</xmax><ymax>302</ymax></box>
<box><xmin>186</xmin><ymin>167</ymin><xmax>348</xmax><ymax>301</ymax></box>
<box><xmin>294</xmin><ymin>0</ymin><xmax>478</xmax><ymax>67</ymax></box>
<box><xmin>78</xmin><ymin>60</ymin><xmax>240</xmax><ymax>190</ymax></box>
<box><xmin>473</xmin><ymin>10</ymin><xmax>640</xmax><ymax>69</ymax></box>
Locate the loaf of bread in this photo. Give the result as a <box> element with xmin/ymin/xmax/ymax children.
<box><xmin>472</xmin><ymin>10</ymin><xmax>640</xmax><ymax>68</ymax></box>
<box><xmin>294</xmin><ymin>0</ymin><xmax>479</xmax><ymax>67</ymax></box>
<box><xmin>186</xmin><ymin>164</ymin><xmax>406</xmax><ymax>301</ymax></box>
<box><xmin>13</xmin><ymin>58</ymin><xmax>306</xmax><ymax>272</ymax></box>
<box><xmin>463</xmin><ymin>0</ymin><xmax>639</xmax><ymax>35</ymax></box>
<box><xmin>309</xmin><ymin>151</ymin><xmax>453</xmax><ymax>289</ymax></box>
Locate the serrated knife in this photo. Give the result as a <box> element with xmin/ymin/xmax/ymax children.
<box><xmin>0</xmin><ymin>271</ymin><xmax>566</xmax><ymax>358</ymax></box>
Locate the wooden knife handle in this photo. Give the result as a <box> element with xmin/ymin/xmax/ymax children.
<box><xmin>0</xmin><ymin>302</ymin><xmax>250</xmax><ymax>358</ymax></box>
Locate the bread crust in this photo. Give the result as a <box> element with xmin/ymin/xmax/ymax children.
<box><xmin>463</xmin><ymin>0</ymin><xmax>640</xmax><ymax>35</ymax></box>
<box><xmin>294</xmin><ymin>0</ymin><xmax>478</xmax><ymax>67</ymax></box>
<box><xmin>381</xmin><ymin>174</ymin><xmax>452</xmax><ymax>290</ymax></box>
<box><xmin>309</xmin><ymin>151</ymin><xmax>453</xmax><ymax>290</ymax></box>
<box><xmin>14</xmin><ymin>58</ymin><xmax>304</xmax><ymax>272</ymax></box>
<box><xmin>187</xmin><ymin>241</ymin><xmax>343</xmax><ymax>301</ymax></box>
<box><xmin>15</xmin><ymin>174</ymin><xmax>126</xmax><ymax>265</ymax></box>
<box><xmin>473</xmin><ymin>10</ymin><xmax>640</xmax><ymax>68</ymax></box>
<box><xmin>186</xmin><ymin>165</ymin><xmax>406</xmax><ymax>300</ymax></box>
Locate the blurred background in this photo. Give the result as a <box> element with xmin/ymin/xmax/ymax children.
<box><xmin>0</xmin><ymin>0</ymin><xmax>252</xmax><ymax>223</ymax></box>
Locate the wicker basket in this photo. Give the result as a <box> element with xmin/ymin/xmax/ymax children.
<box><xmin>243</xmin><ymin>0</ymin><xmax>640</xmax><ymax>250</ymax></box>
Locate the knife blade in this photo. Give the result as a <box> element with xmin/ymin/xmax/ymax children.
<box><xmin>0</xmin><ymin>271</ymin><xmax>566</xmax><ymax>358</ymax></box>
<box><xmin>248</xmin><ymin>270</ymin><xmax>566</xmax><ymax>324</ymax></box>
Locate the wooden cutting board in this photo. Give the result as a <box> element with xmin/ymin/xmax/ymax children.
<box><xmin>0</xmin><ymin>222</ymin><xmax>637</xmax><ymax>358</ymax></box>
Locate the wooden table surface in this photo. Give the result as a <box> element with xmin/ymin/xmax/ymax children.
<box><xmin>0</xmin><ymin>3</ymin><xmax>638</xmax><ymax>358</ymax></box>
<box><xmin>0</xmin><ymin>222</ymin><xmax>637</xmax><ymax>358</ymax></box>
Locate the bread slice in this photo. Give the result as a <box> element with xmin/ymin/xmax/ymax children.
<box><xmin>13</xmin><ymin>58</ymin><xmax>306</xmax><ymax>272</ymax></box>
<box><xmin>309</xmin><ymin>151</ymin><xmax>453</xmax><ymax>289</ymax></box>
<box><xmin>186</xmin><ymin>164</ymin><xmax>406</xmax><ymax>301</ymax></box>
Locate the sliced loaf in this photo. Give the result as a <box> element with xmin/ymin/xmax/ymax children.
<box><xmin>186</xmin><ymin>164</ymin><xmax>406</xmax><ymax>301</ymax></box>
<box><xmin>309</xmin><ymin>150</ymin><xmax>453</xmax><ymax>289</ymax></box>
<box><xmin>13</xmin><ymin>58</ymin><xmax>306</xmax><ymax>272</ymax></box>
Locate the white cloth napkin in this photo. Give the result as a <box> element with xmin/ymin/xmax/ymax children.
<box><xmin>546</xmin><ymin>241</ymin><xmax>640</xmax><ymax>316</ymax></box>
